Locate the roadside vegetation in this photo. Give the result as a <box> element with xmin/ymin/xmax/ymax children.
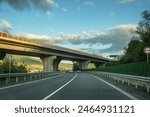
<box><xmin>0</xmin><ymin>55</ymin><xmax>74</xmax><ymax>73</ymax></box>
<box><xmin>0</xmin><ymin>60</ymin><xmax>27</xmax><ymax>74</ymax></box>
<box><xmin>119</xmin><ymin>10</ymin><xmax>150</xmax><ymax>63</ymax></box>
<box><xmin>88</xmin><ymin>61</ymin><xmax>150</xmax><ymax>77</ymax></box>
<box><xmin>88</xmin><ymin>10</ymin><xmax>150</xmax><ymax>77</ymax></box>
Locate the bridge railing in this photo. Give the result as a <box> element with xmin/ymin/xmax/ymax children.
<box><xmin>89</xmin><ymin>71</ymin><xmax>150</xmax><ymax>93</ymax></box>
<box><xmin>0</xmin><ymin>71</ymin><xmax>64</xmax><ymax>86</ymax></box>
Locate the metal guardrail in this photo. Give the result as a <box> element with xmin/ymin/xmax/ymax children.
<box><xmin>90</xmin><ymin>71</ymin><xmax>150</xmax><ymax>93</ymax></box>
<box><xmin>0</xmin><ymin>72</ymin><xmax>64</xmax><ymax>85</ymax></box>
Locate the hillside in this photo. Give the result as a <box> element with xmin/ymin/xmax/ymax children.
<box><xmin>4</xmin><ymin>55</ymin><xmax>73</xmax><ymax>72</ymax></box>
<box><xmin>2</xmin><ymin>54</ymin><xmax>96</xmax><ymax>72</ymax></box>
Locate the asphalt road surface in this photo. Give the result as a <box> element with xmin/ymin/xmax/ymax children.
<box><xmin>0</xmin><ymin>72</ymin><xmax>136</xmax><ymax>100</ymax></box>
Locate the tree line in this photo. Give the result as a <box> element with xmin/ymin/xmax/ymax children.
<box><xmin>0</xmin><ymin>59</ymin><xmax>27</xmax><ymax>74</ymax></box>
<box><xmin>120</xmin><ymin>10</ymin><xmax>150</xmax><ymax>64</ymax></box>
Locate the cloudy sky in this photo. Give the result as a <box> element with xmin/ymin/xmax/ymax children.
<box><xmin>0</xmin><ymin>0</ymin><xmax>150</xmax><ymax>57</ymax></box>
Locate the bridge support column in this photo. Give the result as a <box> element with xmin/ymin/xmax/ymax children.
<box><xmin>53</xmin><ymin>58</ymin><xmax>61</xmax><ymax>71</ymax></box>
<box><xmin>40</xmin><ymin>56</ymin><xmax>56</xmax><ymax>72</ymax></box>
<box><xmin>0</xmin><ymin>51</ymin><xmax>6</xmax><ymax>60</ymax></box>
<box><xmin>80</xmin><ymin>61</ymin><xmax>90</xmax><ymax>70</ymax></box>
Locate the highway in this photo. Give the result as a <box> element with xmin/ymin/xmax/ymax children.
<box><xmin>0</xmin><ymin>72</ymin><xmax>136</xmax><ymax>100</ymax></box>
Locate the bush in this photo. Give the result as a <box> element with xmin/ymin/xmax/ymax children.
<box><xmin>0</xmin><ymin>60</ymin><xmax>27</xmax><ymax>74</ymax></box>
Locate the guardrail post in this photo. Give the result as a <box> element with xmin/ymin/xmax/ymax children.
<box><xmin>135</xmin><ymin>81</ymin><xmax>139</xmax><ymax>89</ymax></box>
<box><xmin>128</xmin><ymin>80</ymin><xmax>130</xmax><ymax>86</ymax></box>
<box><xmin>5</xmin><ymin>78</ymin><xmax>9</xmax><ymax>84</ymax></box>
<box><xmin>146</xmin><ymin>85</ymin><xmax>150</xmax><ymax>93</ymax></box>
<box><xmin>16</xmin><ymin>76</ymin><xmax>18</xmax><ymax>83</ymax></box>
<box><xmin>122</xmin><ymin>80</ymin><xmax>124</xmax><ymax>84</ymax></box>
<box><xmin>42</xmin><ymin>74</ymin><xmax>45</xmax><ymax>78</ymax></box>
<box><xmin>117</xmin><ymin>79</ymin><xmax>120</xmax><ymax>83</ymax></box>
<box><xmin>24</xmin><ymin>76</ymin><xmax>26</xmax><ymax>81</ymax></box>
<box><xmin>35</xmin><ymin>75</ymin><xmax>37</xmax><ymax>79</ymax></box>
<box><xmin>30</xmin><ymin>75</ymin><xmax>32</xmax><ymax>80</ymax></box>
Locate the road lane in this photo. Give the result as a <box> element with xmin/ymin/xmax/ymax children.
<box><xmin>0</xmin><ymin>72</ymin><xmax>136</xmax><ymax>100</ymax></box>
<box><xmin>48</xmin><ymin>73</ymin><xmax>133</xmax><ymax>100</ymax></box>
<box><xmin>0</xmin><ymin>73</ymin><xmax>76</xmax><ymax>100</ymax></box>
<box><xmin>43</xmin><ymin>73</ymin><xmax>77</xmax><ymax>100</ymax></box>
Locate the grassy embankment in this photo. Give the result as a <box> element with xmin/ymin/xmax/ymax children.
<box><xmin>88</xmin><ymin>61</ymin><xmax>150</xmax><ymax>77</ymax></box>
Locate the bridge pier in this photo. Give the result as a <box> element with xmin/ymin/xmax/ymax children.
<box><xmin>53</xmin><ymin>58</ymin><xmax>61</xmax><ymax>71</ymax></box>
<box><xmin>80</xmin><ymin>61</ymin><xmax>90</xmax><ymax>70</ymax></box>
<box><xmin>40</xmin><ymin>56</ymin><xmax>57</xmax><ymax>72</ymax></box>
<box><xmin>0</xmin><ymin>51</ymin><xmax>6</xmax><ymax>60</ymax></box>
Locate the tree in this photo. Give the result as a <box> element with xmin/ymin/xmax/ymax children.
<box><xmin>120</xmin><ymin>10</ymin><xmax>150</xmax><ymax>63</ymax></box>
<box><xmin>0</xmin><ymin>60</ymin><xmax>27</xmax><ymax>74</ymax></box>
<box><xmin>136</xmin><ymin>10</ymin><xmax>150</xmax><ymax>45</ymax></box>
<box><xmin>120</xmin><ymin>40</ymin><xmax>142</xmax><ymax>63</ymax></box>
<box><xmin>73</xmin><ymin>62</ymin><xmax>80</xmax><ymax>71</ymax></box>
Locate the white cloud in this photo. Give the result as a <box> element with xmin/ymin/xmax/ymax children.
<box><xmin>108</xmin><ymin>24</ymin><xmax>137</xmax><ymax>30</ymax></box>
<box><xmin>16</xmin><ymin>33</ymin><xmax>53</xmax><ymax>43</ymax></box>
<box><xmin>0</xmin><ymin>19</ymin><xmax>12</xmax><ymax>33</ymax></box>
<box><xmin>53</xmin><ymin>24</ymin><xmax>137</xmax><ymax>54</ymax></box>
<box><xmin>54</xmin><ymin>42</ymin><xmax>112</xmax><ymax>53</ymax></box>
<box><xmin>84</xmin><ymin>1</ymin><xmax>95</xmax><ymax>6</ymax></box>
<box><xmin>14</xmin><ymin>24</ymin><xmax>137</xmax><ymax>57</ymax></box>
<box><xmin>120</xmin><ymin>0</ymin><xmax>134</xmax><ymax>4</ymax></box>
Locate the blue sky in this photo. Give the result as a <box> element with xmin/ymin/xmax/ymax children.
<box><xmin>0</xmin><ymin>0</ymin><xmax>150</xmax><ymax>57</ymax></box>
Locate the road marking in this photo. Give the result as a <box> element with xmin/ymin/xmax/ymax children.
<box><xmin>91</xmin><ymin>74</ymin><xmax>138</xmax><ymax>100</ymax></box>
<box><xmin>0</xmin><ymin>74</ymin><xmax>65</xmax><ymax>91</ymax></box>
<box><xmin>43</xmin><ymin>73</ymin><xmax>78</xmax><ymax>100</ymax></box>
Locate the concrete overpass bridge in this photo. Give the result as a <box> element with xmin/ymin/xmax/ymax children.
<box><xmin>0</xmin><ymin>32</ymin><xmax>111</xmax><ymax>71</ymax></box>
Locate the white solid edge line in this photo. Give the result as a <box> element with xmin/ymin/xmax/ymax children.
<box><xmin>42</xmin><ymin>73</ymin><xmax>78</xmax><ymax>100</ymax></box>
<box><xmin>0</xmin><ymin>74</ymin><xmax>65</xmax><ymax>91</ymax></box>
<box><xmin>91</xmin><ymin>74</ymin><xmax>139</xmax><ymax>100</ymax></box>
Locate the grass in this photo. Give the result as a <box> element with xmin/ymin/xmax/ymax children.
<box><xmin>88</xmin><ymin>61</ymin><xmax>150</xmax><ymax>77</ymax></box>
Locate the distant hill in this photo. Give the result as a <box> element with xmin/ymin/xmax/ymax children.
<box><xmin>4</xmin><ymin>55</ymin><xmax>73</xmax><ymax>72</ymax></box>
<box><xmin>3</xmin><ymin>54</ymin><xmax>95</xmax><ymax>72</ymax></box>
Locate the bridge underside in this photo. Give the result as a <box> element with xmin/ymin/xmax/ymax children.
<box><xmin>0</xmin><ymin>39</ymin><xmax>110</xmax><ymax>71</ymax></box>
<box><xmin>0</xmin><ymin>52</ymin><xmax>106</xmax><ymax>72</ymax></box>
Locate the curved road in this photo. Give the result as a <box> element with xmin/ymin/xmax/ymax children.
<box><xmin>0</xmin><ymin>72</ymin><xmax>136</xmax><ymax>100</ymax></box>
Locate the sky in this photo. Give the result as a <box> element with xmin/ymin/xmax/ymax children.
<box><xmin>0</xmin><ymin>0</ymin><xmax>150</xmax><ymax>58</ymax></box>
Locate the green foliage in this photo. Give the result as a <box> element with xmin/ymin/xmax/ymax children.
<box><xmin>73</xmin><ymin>62</ymin><xmax>80</xmax><ymax>71</ymax></box>
<box><xmin>89</xmin><ymin>61</ymin><xmax>150</xmax><ymax>77</ymax></box>
<box><xmin>120</xmin><ymin>10</ymin><xmax>150</xmax><ymax>63</ymax></box>
<box><xmin>0</xmin><ymin>60</ymin><xmax>27</xmax><ymax>74</ymax></box>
